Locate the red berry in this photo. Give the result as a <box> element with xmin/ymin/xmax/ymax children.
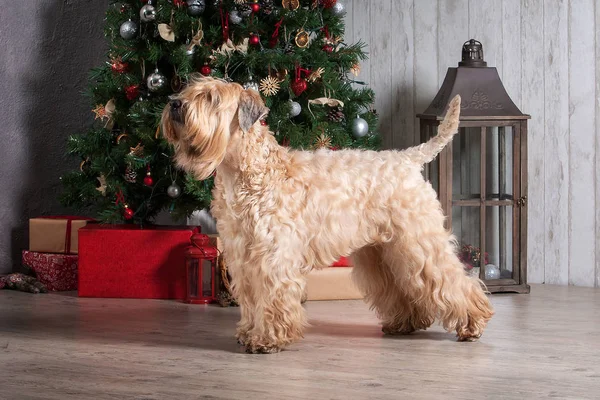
<box><xmin>200</xmin><ymin>65</ymin><xmax>212</xmax><ymax>76</ymax></box>
<box><xmin>249</xmin><ymin>34</ymin><xmax>260</xmax><ymax>46</ymax></box>
<box><xmin>123</xmin><ymin>206</ymin><xmax>134</xmax><ymax>220</ymax></box>
<box><xmin>143</xmin><ymin>173</ymin><xmax>154</xmax><ymax>186</ymax></box>
<box><xmin>251</xmin><ymin>3</ymin><xmax>260</xmax><ymax>13</ymax></box>
<box><xmin>125</xmin><ymin>84</ymin><xmax>139</xmax><ymax>101</ymax></box>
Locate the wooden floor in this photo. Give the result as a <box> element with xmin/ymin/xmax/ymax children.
<box><xmin>1</xmin><ymin>284</ymin><xmax>599</xmax><ymax>400</ymax></box>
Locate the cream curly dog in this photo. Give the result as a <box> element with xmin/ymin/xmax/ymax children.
<box><xmin>161</xmin><ymin>75</ymin><xmax>494</xmax><ymax>353</ymax></box>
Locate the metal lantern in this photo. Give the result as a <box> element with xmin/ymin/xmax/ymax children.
<box><xmin>417</xmin><ymin>39</ymin><xmax>530</xmax><ymax>294</ymax></box>
<box><xmin>184</xmin><ymin>229</ymin><xmax>218</xmax><ymax>303</ymax></box>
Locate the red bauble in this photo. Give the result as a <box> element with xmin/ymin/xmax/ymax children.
<box><xmin>251</xmin><ymin>3</ymin><xmax>260</xmax><ymax>13</ymax></box>
<box><xmin>125</xmin><ymin>84</ymin><xmax>140</xmax><ymax>101</ymax></box>
<box><xmin>322</xmin><ymin>44</ymin><xmax>334</xmax><ymax>53</ymax></box>
<box><xmin>321</xmin><ymin>0</ymin><xmax>337</xmax><ymax>8</ymax></box>
<box><xmin>249</xmin><ymin>34</ymin><xmax>260</xmax><ymax>46</ymax></box>
<box><xmin>143</xmin><ymin>172</ymin><xmax>154</xmax><ymax>187</ymax></box>
<box><xmin>123</xmin><ymin>206</ymin><xmax>134</xmax><ymax>220</ymax></box>
<box><xmin>291</xmin><ymin>78</ymin><xmax>307</xmax><ymax>96</ymax></box>
<box><xmin>200</xmin><ymin>64</ymin><xmax>212</xmax><ymax>76</ymax></box>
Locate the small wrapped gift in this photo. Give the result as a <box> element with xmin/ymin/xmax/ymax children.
<box><xmin>305</xmin><ymin>267</ymin><xmax>363</xmax><ymax>301</ymax></box>
<box><xmin>22</xmin><ymin>250</ymin><xmax>78</xmax><ymax>291</ymax></box>
<box><xmin>29</xmin><ymin>216</ymin><xmax>94</xmax><ymax>254</ymax></box>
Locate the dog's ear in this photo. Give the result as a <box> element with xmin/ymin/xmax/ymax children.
<box><xmin>161</xmin><ymin>106</ymin><xmax>177</xmax><ymax>143</ymax></box>
<box><xmin>237</xmin><ymin>89</ymin><xmax>269</xmax><ymax>133</ymax></box>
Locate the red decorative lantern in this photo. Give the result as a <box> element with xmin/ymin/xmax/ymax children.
<box><xmin>184</xmin><ymin>229</ymin><xmax>218</xmax><ymax>304</ymax></box>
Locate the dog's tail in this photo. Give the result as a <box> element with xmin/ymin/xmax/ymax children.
<box><xmin>405</xmin><ymin>94</ymin><xmax>461</xmax><ymax>165</ymax></box>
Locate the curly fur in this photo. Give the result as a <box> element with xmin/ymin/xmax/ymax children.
<box><xmin>161</xmin><ymin>75</ymin><xmax>494</xmax><ymax>353</ymax></box>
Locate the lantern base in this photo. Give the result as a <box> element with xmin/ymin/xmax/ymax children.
<box><xmin>185</xmin><ymin>298</ymin><xmax>214</xmax><ymax>304</ymax></box>
<box><xmin>486</xmin><ymin>283</ymin><xmax>530</xmax><ymax>294</ymax></box>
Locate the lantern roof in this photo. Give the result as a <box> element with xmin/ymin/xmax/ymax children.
<box><xmin>417</xmin><ymin>39</ymin><xmax>530</xmax><ymax>121</ymax></box>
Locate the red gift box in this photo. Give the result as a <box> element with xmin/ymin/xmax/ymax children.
<box><xmin>22</xmin><ymin>250</ymin><xmax>78</xmax><ymax>291</ymax></box>
<box><xmin>77</xmin><ymin>224</ymin><xmax>196</xmax><ymax>299</ymax></box>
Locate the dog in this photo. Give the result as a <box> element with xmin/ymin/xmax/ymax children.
<box><xmin>161</xmin><ymin>75</ymin><xmax>494</xmax><ymax>354</ymax></box>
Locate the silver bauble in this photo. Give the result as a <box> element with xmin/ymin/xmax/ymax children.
<box><xmin>140</xmin><ymin>4</ymin><xmax>156</xmax><ymax>22</ymax></box>
<box><xmin>243</xmin><ymin>80</ymin><xmax>259</xmax><ymax>92</ymax></box>
<box><xmin>167</xmin><ymin>183</ymin><xmax>182</xmax><ymax>198</ymax></box>
<box><xmin>229</xmin><ymin>10</ymin><xmax>243</xmax><ymax>24</ymax></box>
<box><xmin>351</xmin><ymin>116</ymin><xmax>369</xmax><ymax>138</ymax></box>
<box><xmin>331</xmin><ymin>1</ymin><xmax>345</xmax><ymax>16</ymax></box>
<box><xmin>119</xmin><ymin>20</ymin><xmax>138</xmax><ymax>40</ymax></box>
<box><xmin>485</xmin><ymin>264</ymin><xmax>500</xmax><ymax>280</ymax></box>
<box><xmin>185</xmin><ymin>45</ymin><xmax>195</xmax><ymax>57</ymax></box>
<box><xmin>289</xmin><ymin>101</ymin><xmax>301</xmax><ymax>118</ymax></box>
<box><xmin>187</xmin><ymin>0</ymin><xmax>206</xmax><ymax>16</ymax></box>
<box><xmin>147</xmin><ymin>69</ymin><xmax>166</xmax><ymax>92</ymax></box>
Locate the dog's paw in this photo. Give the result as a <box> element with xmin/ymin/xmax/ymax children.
<box><xmin>382</xmin><ymin>324</ymin><xmax>416</xmax><ymax>336</ymax></box>
<box><xmin>457</xmin><ymin>333</ymin><xmax>481</xmax><ymax>342</ymax></box>
<box><xmin>245</xmin><ymin>344</ymin><xmax>283</xmax><ymax>354</ymax></box>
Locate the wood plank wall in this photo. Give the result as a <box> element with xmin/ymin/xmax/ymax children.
<box><xmin>342</xmin><ymin>0</ymin><xmax>599</xmax><ymax>287</ymax></box>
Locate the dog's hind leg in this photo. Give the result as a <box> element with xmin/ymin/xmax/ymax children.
<box><xmin>351</xmin><ymin>245</ymin><xmax>431</xmax><ymax>335</ymax></box>
<box><xmin>380</xmin><ymin>229</ymin><xmax>494</xmax><ymax>341</ymax></box>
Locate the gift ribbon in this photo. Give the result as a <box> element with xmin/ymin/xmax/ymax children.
<box><xmin>38</xmin><ymin>216</ymin><xmax>95</xmax><ymax>254</ymax></box>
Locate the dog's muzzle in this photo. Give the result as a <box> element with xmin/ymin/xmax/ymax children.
<box><xmin>170</xmin><ymin>99</ymin><xmax>184</xmax><ymax>123</ymax></box>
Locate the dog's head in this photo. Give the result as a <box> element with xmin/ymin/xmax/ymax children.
<box><xmin>161</xmin><ymin>75</ymin><xmax>269</xmax><ymax>180</ymax></box>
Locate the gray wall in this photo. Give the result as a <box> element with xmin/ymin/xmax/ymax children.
<box><xmin>0</xmin><ymin>1</ymin><xmax>107</xmax><ymax>274</ymax></box>
<box><xmin>344</xmin><ymin>0</ymin><xmax>600</xmax><ymax>287</ymax></box>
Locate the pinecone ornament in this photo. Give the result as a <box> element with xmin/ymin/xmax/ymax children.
<box><xmin>327</xmin><ymin>106</ymin><xmax>345</xmax><ymax>122</ymax></box>
<box><xmin>124</xmin><ymin>165</ymin><xmax>137</xmax><ymax>183</ymax></box>
<box><xmin>284</xmin><ymin>42</ymin><xmax>295</xmax><ymax>54</ymax></box>
<box><xmin>238</xmin><ymin>3</ymin><xmax>252</xmax><ymax>17</ymax></box>
<box><xmin>260</xmin><ymin>0</ymin><xmax>274</xmax><ymax>14</ymax></box>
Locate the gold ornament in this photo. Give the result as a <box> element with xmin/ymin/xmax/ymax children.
<box><xmin>350</xmin><ymin>63</ymin><xmax>361</xmax><ymax>76</ymax></box>
<box><xmin>282</xmin><ymin>0</ymin><xmax>299</xmax><ymax>10</ymax></box>
<box><xmin>129</xmin><ymin>143</ymin><xmax>145</xmax><ymax>157</ymax></box>
<box><xmin>295</xmin><ymin>28</ymin><xmax>310</xmax><ymax>48</ymax></box>
<box><xmin>116</xmin><ymin>133</ymin><xmax>129</xmax><ymax>144</ymax></box>
<box><xmin>272</xmin><ymin>68</ymin><xmax>288</xmax><ymax>81</ymax></box>
<box><xmin>96</xmin><ymin>174</ymin><xmax>107</xmax><ymax>196</ymax></box>
<box><xmin>79</xmin><ymin>158</ymin><xmax>90</xmax><ymax>171</ymax></box>
<box><xmin>314</xmin><ymin>133</ymin><xmax>332</xmax><ymax>149</ymax></box>
<box><xmin>259</xmin><ymin>76</ymin><xmax>280</xmax><ymax>96</ymax></box>
<box><xmin>307</xmin><ymin>67</ymin><xmax>325</xmax><ymax>82</ymax></box>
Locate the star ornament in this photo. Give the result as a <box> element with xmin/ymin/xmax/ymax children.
<box><xmin>259</xmin><ymin>76</ymin><xmax>280</xmax><ymax>96</ymax></box>
<box><xmin>96</xmin><ymin>174</ymin><xmax>107</xmax><ymax>196</ymax></box>
<box><xmin>92</xmin><ymin>104</ymin><xmax>107</xmax><ymax>120</ymax></box>
<box><xmin>314</xmin><ymin>133</ymin><xmax>332</xmax><ymax>149</ymax></box>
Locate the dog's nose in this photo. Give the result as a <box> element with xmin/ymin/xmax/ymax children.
<box><xmin>170</xmin><ymin>99</ymin><xmax>182</xmax><ymax>109</ymax></box>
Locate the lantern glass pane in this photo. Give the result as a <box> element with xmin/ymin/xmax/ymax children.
<box><xmin>452</xmin><ymin>206</ymin><xmax>481</xmax><ymax>277</ymax></box>
<box><xmin>484</xmin><ymin>206</ymin><xmax>514</xmax><ymax>280</ymax></box>
<box><xmin>485</xmin><ymin>126</ymin><xmax>514</xmax><ymax>201</ymax></box>
<box><xmin>202</xmin><ymin>259</ymin><xmax>212</xmax><ymax>297</ymax></box>
<box><xmin>452</xmin><ymin>128</ymin><xmax>481</xmax><ymax>200</ymax></box>
<box><xmin>188</xmin><ymin>258</ymin><xmax>199</xmax><ymax>298</ymax></box>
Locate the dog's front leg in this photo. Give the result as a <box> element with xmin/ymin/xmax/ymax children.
<box><xmin>243</xmin><ymin>262</ymin><xmax>307</xmax><ymax>354</ymax></box>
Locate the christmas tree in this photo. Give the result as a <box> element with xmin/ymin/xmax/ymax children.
<box><xmin>60</xmin><ymin>0</ymin><xmax>380</xmax><ymax>224</ymax></box>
